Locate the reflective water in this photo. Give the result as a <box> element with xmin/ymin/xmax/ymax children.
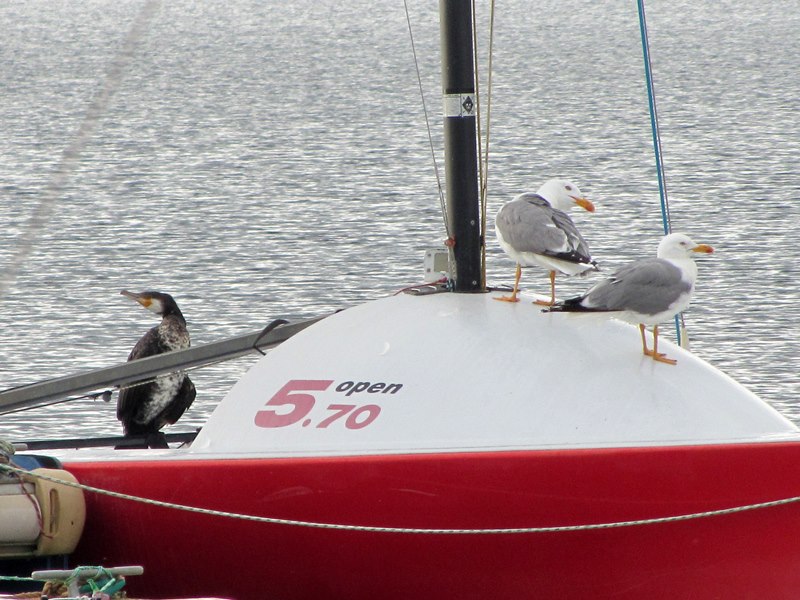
<box><xmin>1</xmin><ymin>0</ymin><xmax>799</xmax><ymax>441</ymax></box>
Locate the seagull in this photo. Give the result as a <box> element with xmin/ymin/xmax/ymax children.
<box><xmin>546</xmin><ymin>233</ymin><xmax>714</xmax><ymax>365</ymax></box>
<box><xmin>117</xmin><ymin>290</ymin><xmax>196</xmax><ymax>445</ymax></box>
<box><xmin>494</xmin><ymin>178</ymin><xmax>597</xmax><ymax>305</ymax></box>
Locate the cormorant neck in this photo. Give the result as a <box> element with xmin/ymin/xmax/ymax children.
<box><xmin>162</xmin><ymin>305</ymin><xmax>186</xmax><ymax>324</ymax></box>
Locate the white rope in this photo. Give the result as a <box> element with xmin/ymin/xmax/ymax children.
<box><xmin>4</xmin><ymin>463</ymin><xmax>799</xmax><ymax>535</ymax></box>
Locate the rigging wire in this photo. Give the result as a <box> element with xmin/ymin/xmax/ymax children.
<box><xmin>403</xmin><ymin>0</ymin><xmax>449</xmax><ymax>241</ymax></box>
<box><xmin>636</xmin><ymin>0</ymin><xmax>686</xmax><ymax>346</ymax></box>
<box><xmin>470</xmin><ymin>0</ymin><xmax>484</xmax><ymax>288</ymax></box>
<box><xmin>0</xmin><ymin>0</ymin><xmax>160</xmax><ymax>302</ymax></box>
<box><xmin>482</xmin><ymin>0</ymin><xmax>496</xmax><ymax>289</ymax></box>
<box><xmin>470</xmin><ymin>0</ymin><xmax>496</xmax><ymax>291</ymax></box>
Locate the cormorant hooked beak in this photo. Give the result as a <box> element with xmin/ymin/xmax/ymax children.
<box><xmin>121</xmin><ymin>289</ymin><xmax>152</xmax><ymax>309</ymax></box>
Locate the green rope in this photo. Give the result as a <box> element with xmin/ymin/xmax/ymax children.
<box><xmin>69</xmin><ymin>565</ymin><xmax>110</xmax><ymax>588</ymax></box>
<box><xmin>63</xmin><ymin>565</ymin><xmax>126</xmax><ymax>596</ymax></box>
<box><xmin>0</xmin><ymin>438</ymin><xmax>15</xmax><ymax>462</ymax></box>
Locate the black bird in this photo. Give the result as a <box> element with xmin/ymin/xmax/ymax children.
<box><xmin>117</xmin><ymin>290</ymin><xmax>196</xmax><ymax>444</ymax></box>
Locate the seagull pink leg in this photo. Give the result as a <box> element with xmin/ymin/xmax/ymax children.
<box><xmin>495</xmin><ymin>264</ymin><xmax>522</xmax><ymax>303</ymax></box>
<box><xmin>639</xmin><ymin>324</ymin><xmax>650</xmax><ymax>356</ymax></box>
<box><xmin>534</xmin><ymin>271</ymin><xmax>557</xmax><ymax>306</ymax></box>
<box><xmin>650</xmin><ymin>325</ymin><xmax>677</xmax><ymax>365</ymax></box>
<box><xmin>641</xmin><ymin>324</ymin><xmax>677</xmax><ymax>365</ymax></box>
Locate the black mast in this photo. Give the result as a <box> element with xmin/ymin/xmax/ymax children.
<box><xmin>440</xmin><ymin>0</ymin><xmax>482</xmax><ymax>292</ymax></box>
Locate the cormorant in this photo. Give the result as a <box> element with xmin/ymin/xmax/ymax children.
<box><xmin>117</xmin><ymin>290</ymin><xmax>196</xmax><ymax>445</ymax></box>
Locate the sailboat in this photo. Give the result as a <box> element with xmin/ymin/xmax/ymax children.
<box><xmin>4</xmin><ymin>1</ymin><xmax>800</xmax><ymax>598</ymax></box>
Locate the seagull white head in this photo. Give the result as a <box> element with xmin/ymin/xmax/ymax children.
<box><xmin>656</xmin><ymin>233</ymin><xmax>715</xmax><ymax>260</ymax></box>
<box><xmin>536</xmin><ymin>178</ymin><xmax>595</xmax><ymax>213</ymax></box>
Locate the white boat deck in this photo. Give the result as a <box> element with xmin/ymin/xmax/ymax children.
<box><xmin>181</xmin><ymin>291</ymin><xmax>800</xmax><ymax>457</ymax></box>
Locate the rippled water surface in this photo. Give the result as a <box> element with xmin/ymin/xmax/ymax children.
<box><xmin>1</xmin><ymin>0</ymin><xmax>799</xmax><ymax>441</ymax></box>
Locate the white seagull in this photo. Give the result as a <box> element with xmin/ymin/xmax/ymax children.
<box><xmin>547</xmin><ymin>232</ymin><xmax>714</xmax><ymax>365</ymax></box>
<box><xmin>494</xmin><ymin>178</ymin><xmax>597</xmax><ymax>305</ymax></box>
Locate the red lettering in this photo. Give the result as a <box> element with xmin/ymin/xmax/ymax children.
<box><xmin>346</xmin><ymin>404</ymin><xmax>381</xmax><ymax>429</ymax></box>
<box><xmin>254</xmin><ymin>380</ymin><xmax>333</xmax><ymax>428</ymax></box>
<box><xmin>316</xmin><ymin>404</ymin><xmax>355</xmax><ymax>428</ymax></box>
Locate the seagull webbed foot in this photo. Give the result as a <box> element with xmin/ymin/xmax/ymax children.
<box><xmin>643</xmin><ymin>348</ymin><xmax>677</xmax><ymax>365</ymax></box>
<box><xmin>494</xmin><ymin>295</ymin><xmax>520</xmax><ymax>303</ymax></box>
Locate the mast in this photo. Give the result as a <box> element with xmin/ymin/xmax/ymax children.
<box><xmin>440</xmin><ymin>0</ymin><xmax>482</xmax><ymax>292</ymax></box>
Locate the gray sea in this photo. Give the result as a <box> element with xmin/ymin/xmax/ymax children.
<box><xmin>1</xmin><ymin>0</ymin><xmax>799</xmax><ymax>442</ymax></box>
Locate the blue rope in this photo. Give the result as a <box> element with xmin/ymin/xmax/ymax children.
<box><xmin>637</xmin><ymin>0</ymin><xmax>682</xmax><ymax>344</ymax></box>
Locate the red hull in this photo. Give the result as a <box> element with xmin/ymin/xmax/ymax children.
<box><xmin>65</xmin><ymin>442</ymin><xmax>800</xmax><ymax>599</ymax></box>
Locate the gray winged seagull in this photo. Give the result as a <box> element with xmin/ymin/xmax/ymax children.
<box><xmin>546</xmin><ymin>232</ymin><xmax>714</xmax><ymax>365</ymax></box>
<box><xmin>494</xmin><ymin>178</ymin><xmax>597</xmax><ymax>305</ymax></box>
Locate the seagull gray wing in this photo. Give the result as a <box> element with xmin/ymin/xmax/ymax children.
<box><xmin>582</xmin><ymin>258</ymin><xmax>690</xmax><ymax>315</ymax></box>
<box><xmin>495</xmin><ymin>194</ymin><xmax>592</xmax><ymax>263</ymax></box>
<box><xmin>548</xmin><ymin>207</ymin><xmax>592</xmax><ymax>263</ymax></box>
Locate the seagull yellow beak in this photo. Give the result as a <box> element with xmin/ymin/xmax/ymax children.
<box><xmin>692</xmin><ymin>244</ymin><xmax>714</xmax><ymax>254</ymax></box>
<box><xmin>572</xmin><ymin>196</ymin><xmax>595</xmax><ymax>213</ymax></box>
